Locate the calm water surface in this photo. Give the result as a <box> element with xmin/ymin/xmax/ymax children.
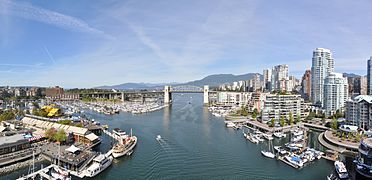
<box><xmin>4</xmin><ymin>93</ymin><xmax>334</xmax><ymax>179</ymax></box>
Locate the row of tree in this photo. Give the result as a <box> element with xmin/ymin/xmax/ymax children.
<box><xmin>44</xmin><ymin>128</ymin><xmax>67</xmax><ymax>142</ymax></box>
<box><xmin>268</xmin><ymin>112</ymin><xmax>301</xmax><ymax>127</ymax></box>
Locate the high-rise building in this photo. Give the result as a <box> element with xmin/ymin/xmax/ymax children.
<box><xmin>263</xmin><ymin>69</ymin><xmax>272</xmax><ymax>91</ymax></box>
<box><xmin>323</xmin><ymin>73</ymin><xmax>348</xmax><ymax>116</ymax></box>
<box><xmin>311</xmin><ymin>48</ymin><xmax>334</xmax><ymax>106</ymax></box>
<box><xmin>353</xmin><ymin>76</ymin><xmax>368</xmax><ymax>96</ymax></box>
<box><xmin>367</xmin><ymin>57</ymin><xmax>372</xmax><ymax>95</ymax></box>
<box><xmin>271</xmin><ymin>65</ymin><xmax>289</xmax><ymax>92</ymax></box>
<box><xmin>261</xmin><ymin>94</ymin><xmax>305</xmax><ymax>122</ymax></box>
<box><xmin>301</xmin><ymin>70</ymin><xmax>311</xmax><ymax>101</ymax></box>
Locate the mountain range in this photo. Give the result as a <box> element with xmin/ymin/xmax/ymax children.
<box><xmin>96</xmin><ymin>73</ymin><xmax>261</xmax><ymax>90</ymax></box>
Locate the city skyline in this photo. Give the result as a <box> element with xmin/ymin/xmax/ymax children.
<box><xmin>1</xmin><ymin>0</ymin><xmax>372</xmax><ymax>88</ymax></box>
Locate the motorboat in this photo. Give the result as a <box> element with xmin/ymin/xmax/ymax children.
<box><xmin>254</xmin><ymin>135</ymin><xmax>264</xmax><ymax>142</ymax></box>
<box><xmin>84</xmin><ymin>153</ymin><xmax>113</xmax><ymax>177</ymax></box>
<box><xmin>226</xmin><ymin>122</ymin><xmax>236</xmax><ymax>128</ymax></box>
<box><xmin>247</xmin><ymin>133</ymin><xmax>259</xmax><ymax>144</ymax></box>
<box><xmin>286</xmin><ymin>143</ymin><xmax>303</xmax><ymax>151</ymax></box>
<box><xmin>51</xmin><ymin>166</ymin><xmax>71</xmax><ymax>180</ymax></box>
<box><xmin>285</xmin><ymin>155</ymin><xmax>303</xmax><ymax>168</ymax></box>
<box><xmin>156</xmin><ymin>135</ymin><xmax>162</xmax><ymax>141</ymax></box>
<box><xmin>292</xmin><ymin>129</ymin><xmax>304</xmax><ymax>136</ymax></box>
<box><xmin>112</xmin><ymin>136</ymin><xmax>137</xmax><ymax>158</ymax></box>
<box><xmin>334</xmin><ymin>161</ymin><xmax>350</xmax><ymax>179</ymax></box>
<box><xmin>262</xmin><ymin>133</ymin><xmax>274</xmax><ymax>140</ymax></box>
<box><xmin>292</xmin><ymin>135</ymin><xmax>304</xmax><ymax>142</ymax></box>
<box><xmin>273</xmin><ymin>132</ymin><xmax>286</xmax><ymax>138</ymax></box>
<box><xmin>274</xmin><ymin>146</ymin><xmax>288</xmax><ymax>155</ymax></box>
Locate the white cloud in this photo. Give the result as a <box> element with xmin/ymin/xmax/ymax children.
<box><xmin>0</xmin><ymin>0</ymin><xmax>113</xmax><ymax>39</ymax></box>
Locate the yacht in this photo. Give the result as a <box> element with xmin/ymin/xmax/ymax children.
<box><xmin>255</xmin><ymin>135</ymin><xmax>264</xmax><ymax>142</ymax></box>
<box><xmin>274</xmin><ymin>146</ymin><xmax>288</xmax><ymax>155</ymax></box>
<box><xmin>334</xmin><ymin>161</ymin><xmax>350</xmax><ymax>180</ymax></box>
<box><xmin>262</xmin><ymin>133</ymin><xmax>274</xmax><ymax>140</ymax></box>
<box><xmin>246</xmin><ymin>133</ymin><xmax>259</xmax><ymax>144</ymax></box>
<box><xmin>285</xmin><ymin>155</ymin><xmax>303</xmax><ymax>168</ymax></box>
<box><xmin>273</xmin><ymin>132</ymin><xmax>286</xmax><ymax>138</ymax></box>
<box><xmin>113</xmin><ymin>128</ymin><xmax>126</xmax><ymax>137</ymax></box>
<box><xmin>292</xmin><ymin>135</ymin><xmax>304</xmax><ymax>142</ymax></box>
<box><xmin>84</xmin><ymin>154</ymin><xmax>113</xmax><ymax>178</ymax></box>
<box><xmin>112</xmin><ymin>136</ymin><xmax>138</xmax><ymax>158</ymax></box>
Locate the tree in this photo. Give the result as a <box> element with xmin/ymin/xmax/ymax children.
<box><xmin>280</xmin><ymin>116</ymin><xmax>285</xmax><ymax>127</ymax></box>
<box><xmin>252</xmin><ymin>108</ymin><xmax>258</xmax><ymax>119</ymax></box>
<box><xmin>331</xmin><ymin>117</ymin><xmax>338</xmax><ymax>130</ymax></box>
<box><xmin>53</xmin><ymin>129</ymin><xmax>67</xmax><ymax>143</ymax></box>
<box><xmin>270</xmin><ymin>118</ymin><xmax>275</xmax><ymax>127</ymax></box>
<box><xmin>45</xmin><ymin>128</ymin><xmax>57</xmax><ymax>141</ymax></box>
<box><xmin>321</xmin><ymin>116</ymin><xmax>326</xmax><ymax>124</ymax></box>
<box><xmin>295</xmin><ymin>114</ymin><xmax>301</xmax><ymax>124</ymax></box>
<box><xmin>289</xmin><ymin>112</ymin><xmax>294</xmax><ymax>125</ymax></box>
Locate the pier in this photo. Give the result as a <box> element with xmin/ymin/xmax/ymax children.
<box><xmin>17</xmin><ymin>164</ymin><xmax>57</xmax><ymax>180</ymax></box>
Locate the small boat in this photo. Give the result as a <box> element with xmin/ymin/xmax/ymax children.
<box><xmin>255</xmin><ymin>135</ymin><xmax>264</xmax><ymax>142</ymax></box>
<box><xmin>51</xmin><ymin>166</ymin><xmax>71</xmax><ymax>180</ymax></box>
<box><xmin>127</xmin><ymin>150</ymin><xmax>133</xmax><ymax>156</ymax></box>
<box><xmin>156</xmin><ymin>135</ymin><xmax>162</xmax><ymax>141</ymax></box>
<box><xmin>334</xmin><ymin>161</ymin><xmax>350</xmax><ymax>180</ymax></box>
<box><xmin>285</xmin><ymin>155</ymin><xmax>303</xmax><ymax>168</ymax></box>
<box><xmin>247</xmin><ymin>133</ymin><xmax>259</xmax><ymax>144</ymax></box>
<box><xmin>327</xmin><ymin>174</ymin><xmax>337</xmax><ymax>180</ymax></box>
<box><xmin>274</xmin><ymin>146</ymin><xmax>288</xmax><ymax>155</ymax></box>
<box><xmin>292</xmin><ymin>135</ymin><xmax>304</xmax><ymax>142</ymax></box>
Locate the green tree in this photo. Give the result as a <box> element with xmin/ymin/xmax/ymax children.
<box><xmin>289</xmin><ymin>112</ymin><xmax>294</xmax><ymax>125</ymax></box>
<box><xmin>280</xmin><ymin>116</ymin><xmax>285</xmax><ymax>127</ymax></box>
<box><xmin>53</xmin><ymin>129</ymin><xmax>67</xmax><ymax>142</ymax></box>
<box><xmin>331</xmin><ymin>117</ymin><xmax>338</xmax><ymax>130</ymax></box>
<box><xmin>322</xmin><ymin>116</ymin><xmax>326</xmax><ymax>124</ymax></box>
<box><xmin>252</xmin><ymin>108</ymin><xmax>258</xmax><ymax>119</ymax></box>
<box><xmin>0</xmin><ymin>110</ymin><xmax>15</xmax><ymax>121</ymax></box>
<box><xmin>270</xmin><ymin>118</ymin><xmax>275</xmax><ymax>127</ymax></box>
<box><xmin>295</xmin><ymin>114</ymin><xmax>301</xmax><ymax>124</ymax></box>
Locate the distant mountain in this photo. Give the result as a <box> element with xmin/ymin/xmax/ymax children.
<box><xmin>96</xmin><ymin>73</ymin><xmax>261</xmax><ymax>90</ymax></box>
<box><xmin>181</xmin><ymin>73</ymin><xmax>261</xmax><ymax>87</ymax></box>
<box><xmin>343</xmin><ymin>73</ymin><xmax>360</xmax><ymax>78</ymax></box>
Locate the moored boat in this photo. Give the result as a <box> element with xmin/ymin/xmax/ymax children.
<box><xmin>84</xmin><ymin>153</ymin><xmax>113</xmax><ymax>177</ymax></box>
<box><xmin>334</xmin><ymin>161</ymin><xmax>350</xmax><ymax>180</ymax></box>
<box><xmin>112</xmin><ymin>136</ymin><xmax>138</xmax><ymax>158</ymax></box>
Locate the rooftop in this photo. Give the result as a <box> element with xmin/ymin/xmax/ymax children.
<box><xmin>0</xmin><ymin>134</ymin><xmax>25</xmax><ymax>146</ymax></box>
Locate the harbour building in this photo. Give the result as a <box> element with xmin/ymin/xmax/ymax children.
<box><xmin>323</xmin><ymin>73</ymin><xmax>348</xmax><ymax>116</ymax></box>
<box><xmin>261</xmin><ymin>94</ymin><xmax>306</xmax><ymax>123</ymax></box>
<box><xmin>311</xmin><ymin>48</ymin><xmax>334</xmax><ymax>106</ymax></box>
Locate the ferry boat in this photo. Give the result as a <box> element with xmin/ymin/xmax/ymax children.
<box><xmin>112</xmin><ymin>136</ymin><xmax>137</xmax><ymax>158</ymax></box>
<box><xmin>334</xmin><ymin>161</ymin><xmax>350</xmax><ymax>180</ymax></box>
<box><xmin>84</xmin><ymin>153</ymin><xmax>113</xmax><ymax>178</ymax></box>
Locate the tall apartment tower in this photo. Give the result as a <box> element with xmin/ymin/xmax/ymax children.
<box><xmin>367</xmin><ymin>57</ymin><xmax>372</xmax><ymax>95</ymax></box>
<box><xmin>311</xmin><ymin>48</ymin><xmax>334</xmax><ymax>106</ymax></box>
<box><xmin>263</xmin><ymin>69</ymin><xmax>272</xmax><ymax>91</ymax></box>
<box><xmin>271</xmin><ymin>65</ymin><xmax>289</xmax><ymax>92</ymax></box>
<box><xmin>323</xmin><ymin>73</ymin><xmax>348</xmax><ymax>116</ymax></box>
<box><xmin>301</xmin><ymin>70</ymin><xmax>311</xmax><ymax>101</ymax></box>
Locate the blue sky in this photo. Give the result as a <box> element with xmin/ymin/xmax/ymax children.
<box><xmin>0</xmin><ymin>0</ymin><xmax>371</xmax><ymax>88</ymax></box>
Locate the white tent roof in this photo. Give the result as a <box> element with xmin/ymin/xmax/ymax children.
<box><xmin>85</xmin><ymin>133</ymin><xmax>99</xmax><ymax>141</ymax></box>
<box><xmin>65</xmin><ymin>145</ymin><xmax>80</xmax><ymax>153</ymax></box>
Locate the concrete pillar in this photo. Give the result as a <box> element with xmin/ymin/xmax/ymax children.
<box><xmin>164</xmin><ymin>86</ymin><xmax>172</xmax><ymax>104</ymax></box>
<box><xmin>121</xmin><ymin>93</ymin><xmax>125</xmax><ymax>102</ymax></box>
<box><xmin>203</xmin><ymin>85</ymin><xmax>209</xmax><ymax>105</ymax></box>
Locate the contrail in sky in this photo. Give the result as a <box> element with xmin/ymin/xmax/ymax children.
<box><xmin>43</xmin><ymin>46</ymin><xmax>56</xmax><ymax>64</ymax></box>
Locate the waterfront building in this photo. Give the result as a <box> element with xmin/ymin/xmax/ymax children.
<box><xmin>354</xmin><ymin>138</ymin><xmax>372</xmax><ymax>179</ymax></box>
<box><xmin>247</xmin><ymin>92</ymin><xmax>268</xmax><ymax>112</ymax></box>
<box><xmin>311</xmin><ymin>48</ymin><xmax>334</xmax><ymax>106</ymax></box>
<box><xmin>271</xmin><ymin>64</ymin><xmax>289</xmax><ymax>92</ymax></box>
<box><xmin>263</xmin><ymin>69</ymin><xmax>272</xmax><ymax>91</ymax></box>
<box><xmin>346</xmin><ymin>95</ymin><xmax>372</xmax><ymax>130</ymax></box>
<box><xmin>323</xmin><ymin>73</ymin><xmax>348</xmax><ymax>116</ymax></box>
<box><xmin>261</xmin><ymin>94</ymin><xmax>306</xmax><ymax>123</ymax></box>
<box><xmin>301</xmin><ymin>70</ymin><xmax>311</xmax><ymax>101</ymax></box>
<box><xmin>368</xmin><ymin>57</ymin><xmax>372</xmax><ymax>95</ymax></box>
<box><xmin>216</xmin><ymin>92</ymin><xmax>252</xmax><ymax>106</ymax></box>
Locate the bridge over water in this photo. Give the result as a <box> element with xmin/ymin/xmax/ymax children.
<box><xmin>80</xmin><ymin>85</ymin><xmax>212</xmax><ymax>104</ymax></box>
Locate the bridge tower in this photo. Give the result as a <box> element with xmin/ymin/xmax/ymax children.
<box><xmin>121</xmin><ymin>92</ymin><xmax>125</xmax><ymax>102</ymax></box>
<box><xmin>203</xmin><ymin>85</ymin><xmax>209</xmax><ymax>105</ymax></box>
<box><xmin>164</xmin><ymin>86</ymin><xmax>172</xmax><ymax>104</ymax></box>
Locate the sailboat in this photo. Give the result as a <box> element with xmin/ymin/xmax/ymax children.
<box><xmin>261</xmin><ymin>139</ymin><xmax>275</xmax><ymax>159</ymax></box>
